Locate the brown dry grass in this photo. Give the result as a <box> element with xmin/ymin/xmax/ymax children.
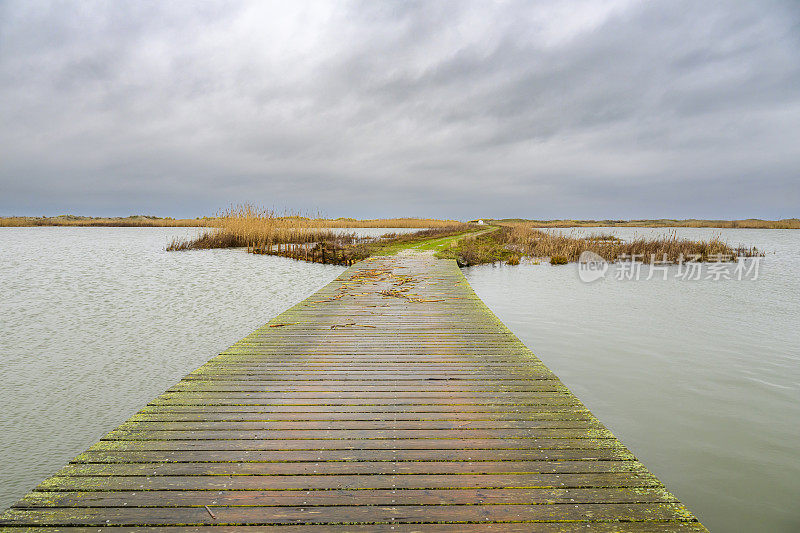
<box><xmin>485</xmin><ymin>218</ymin><xmax>800</xmax><ymax>229</ymax></box>
<box><xmin>309</xmin><ymin>217</ymin><xmax>461</xmax><ymax>228</ymax></box>
<box><xmin>267</xmin><ymin>224</ymin><xmax>476</xmax><ymax>265</ymax></box>
<box><xmin>3</xmin><ymin>211</ymin><xmax>458</xmax><ymax>229</ymax></box>
<box><xmin>445</xmin><ymin>226</ymin><xmax>762</xmax><ymax>266</ymax></box>
<box><xmin>166</xmin><ymin>205</ymin><xmax>464</xmax><ymax>254</ymax></box>
<box><xmin>167</xmin><ymin>206</ymin><xmax>352</xmax><ymax>251</ymax></box>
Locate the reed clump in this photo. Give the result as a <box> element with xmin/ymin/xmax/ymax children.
<box><xmin>439</xmin><ymin>231</ymin><xmax>514</xmax><ymax>266</ymax></box>
<box><xmin>445</xmin><ymin>226</ymin><xmax>763</xmax><ymax>266</ymax></box>
<box><xmin>167</xmin><ymin>205</ymin><xmax>358</xmax><ymax>252</ymax></box>
<box><xmin>168</xmin><ymin>205</ymin><xmax>477</xmax><ymax>265</ymax></box>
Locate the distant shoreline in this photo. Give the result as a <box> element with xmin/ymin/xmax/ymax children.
<box><xmin>481</xmin><ymin>218</ymin><xmax>800</xmax><ymax>229</ymax></box>
<box><xmin>0</xmin><ymin>215</ymin><xmax>208</xmax><ymax>227</ymax></box>
<box><xmin>2</xmin><ymin>215</ymin><xmax>798</xmax><ymax>229</ymax></box>
<box><xmin>0</xmin><ymin>215</ymin><xmax>457</xmax><ymax>228</ymax></box>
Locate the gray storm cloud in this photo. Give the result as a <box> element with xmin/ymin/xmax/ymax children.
<box><xmin>1</xmin><ymin>0</ymin><xmax>798</xmax><ymax>218</ymax></box>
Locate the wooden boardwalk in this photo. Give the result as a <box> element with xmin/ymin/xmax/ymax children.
<box><xmin>1</xmin><ymin>253</ymin><xmax>706</xmax><ymax>531</ymax></box>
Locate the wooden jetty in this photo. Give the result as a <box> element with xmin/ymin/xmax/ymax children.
<box><xmin>1</xmin><ymin>253</ymin><xmax>706</xmax><ymax>531</ymax></box>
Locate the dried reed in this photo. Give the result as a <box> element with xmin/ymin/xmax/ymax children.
<box><xmin>447</xmin><ymin>226</ymin><xmax>762</xmax><ymax>266</ymax></box>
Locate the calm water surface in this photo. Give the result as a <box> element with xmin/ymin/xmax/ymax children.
<box><xmin>464</xmin><ymin>228</ymin><xmax>800</xmax><ymax>533</ymax></box>
<box><xmin>2</xmin><ymin>227</ymin><xmax>798</xmax><ymax>532</ymax></box>
<box><xmin>0</xmin><ymin>227</ymin><xmax>351</xmax><ymax>509</ymax></box>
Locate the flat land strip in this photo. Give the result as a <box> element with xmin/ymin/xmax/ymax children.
<box><xmin>0</xmin><ymin>254</ymin><xmax>706</xmax><ymax>531</ymax></box>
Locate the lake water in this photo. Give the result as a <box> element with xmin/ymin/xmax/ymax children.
<box><xmin>463</xmin><ymin>227</ymin><xmax>800</xmax><ymax>533</ymax></box>
<box><xmin>0</xmin><ymin>227</ymin><xmax>351</xmax><ymax>510</ymax></box>
<box><xmin>1</xmin><ymin>227</ymin><xmax>798</xmax><ymax>532</ymax></box>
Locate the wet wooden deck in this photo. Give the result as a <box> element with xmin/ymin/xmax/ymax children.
<box><xmin>1</xmin><ymin>253</ymin><xmax>706</xmax><ymax>531</ymax></box>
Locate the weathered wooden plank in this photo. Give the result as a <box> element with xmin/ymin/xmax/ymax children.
<box><xmin>148</xmin><ymin>400</ymin><xmax>583</xmax><ymax>407</ymax></box>
<box><xmin>138</xmin><ymin>404</ymin><xmax>590</xmax><ymax>414</ymax></box>
<box><xmin>167</xmin><ymin>383</ymin><xmax>566</xmax><ymax>391</ymax></box>
<box><xmin>12</xmin><ymin>487</ymin><xmax>677</xmax><ymax>508</ymax></box>
<box><xmin>114</xmin><ymin>420</ymin><xmax>601</xmax><ymax>431</ymax></box>
<box><xmin>101</xmin><ymin>428</ymin><xmax>615</xmax><ymax>440</ymax></box>
<box><xmin>129</xmin><ymin>410</ymin><xmax>594</xmax><ymax>421</ymax></box>
<box><xmin>193</xmin><ymin>364</ymin><xmax>551</xmax><ymax>368</ymax></box>
<box><xmin>197</xmin><ymin>363</ymin><xmax>549</xmax><ymax>368</ymax></box>
<box><xmin>55</xmin><ymin>460</ymin><xmax>646</xmax><ymax>477</ymax></box>
<box><xmin>0</xmin><ymin>254</ymin><xmax>705</xmax><ymax>531</ymax></box>
<box><xmin>71</xmin><ymin>448</ymin><xmax>635</xmax><ymax>463</ymax></box>
<box><xmin>87</xmin><ymin>437</ymin><xmax>625</xmax><ymax>451</ymax></box>
<box><xmin>0</xmin><ymin>503</ymin><xmax>697</xmax><ymax>526</ymax></box>
<box><xmin>153</xmin><ymin>385</ymin><xmax>570</xmax><ymax>396</ymax></box>
<box><xmin>0</xmin><ymin>524</ymin><xmax>712</xmax><ymax>532</ymax></box>
<box><xmin>178</xmin><ymin>380</ymin><xmax>558</xmax><ymax>385</ymax></box>
<box><xmin>35</xmin><ymin>472</ymin><xmax>663</xmax><ymax>491</ymax></box>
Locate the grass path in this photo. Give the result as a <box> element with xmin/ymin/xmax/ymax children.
<box><xmin>378</xmin><ymin>225</ymin><xmax>499</xmax><ymax>255</ymax></box>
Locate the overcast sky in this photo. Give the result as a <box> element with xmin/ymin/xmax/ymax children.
<box><xmin>1</xmin><ymin>1</ymin><xmax>798</xmax><ymax>219</ymax></box>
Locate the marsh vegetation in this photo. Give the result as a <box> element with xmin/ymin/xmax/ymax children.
<box><xmin>440</xmin><ymin>224</ymin><xmax>763</xmax><ymax>266</ymax></box>
<box><xmin>483</xmin><ymin>218</ymin><xmax>800</xmax><ymax>229</ymax></box>
<box><xmin>3</xmin><ymin>210</ymin><xmax>459</xmax><ymax>229</ymax></box>
<box><xmin>167</xmin><ymin>205</ymin><xmax>475</xmax><ymax>265</ymax></box>
<box><xmin>164</xmin><ymin>207</ymin><xmax>763</xmax><ymax>267</ymax></box>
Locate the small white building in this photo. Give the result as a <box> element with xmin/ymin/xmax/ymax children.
<box><xmin>477</xmin><ymin>219</ymin><xmax>485</xmax><ymax>225</ymax></box>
